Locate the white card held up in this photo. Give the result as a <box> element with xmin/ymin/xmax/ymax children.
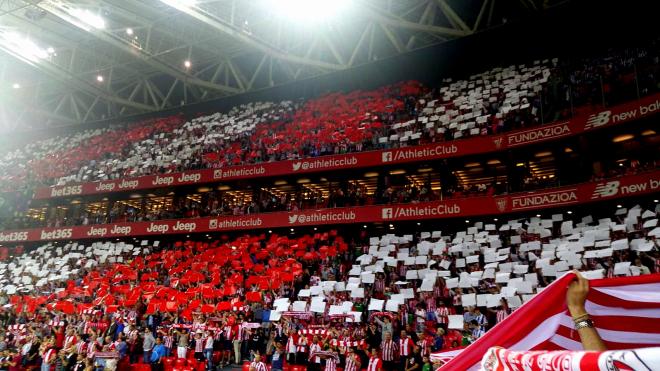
<box><xmin>385</xmin><ymin>300</ymin><xmax>401</xmax><ymax>312</ymax></box>
<box><xmin>368</xmin><ymin>299</ymin><xmax>384</xmax><ymax>311</ymax></box>
<box><xmin>350</xmin><ymin>288</ymin><xmax>365</xmax><ymax>298</ymax></box>
<box><xmin>614</xmin><ymin>262</ymin><xmax>631</xmax><ymax>276</ymax></box>
<box><xmin>462</xmin><ymin>293</ymin><xmax>477</xmax><ymax>307</ymax></box>
<box><xmin>448</xmin><ymin>315</ymin><xmax>464</xmax><ymax>329</ymax></box>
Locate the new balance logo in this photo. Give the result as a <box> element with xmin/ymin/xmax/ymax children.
<box><xmin>382</xmin><ymin>152</ymin><xmax>393</xmax><ymax>163</ymax></box>
<box><xmin>288</xmin><ymin>215</ymin><xmax>298</xmax><ymax>224</ymax></box>
<box><xmin>591</xmin><ymin>181</ymin><xmax>620</xmax><ymax>199</ymax></box>
<box><xmin>585</xmin><ymin>110</ymin><xmax>611</xmax><ymax>130</ymax></box>
<box><xmin>382</xmin><ymin>208</ymin><xmax>393</xmax><ymax>219</ymax></box>
<box><xmin>292</xmin><ymin>162</ymin><xmax>302</xmax><ymax>171</ymax></box>
<box><xmin>213</xmin><ymin>169</ymin><xmax>223</xmax><ymax>179</ymax></box>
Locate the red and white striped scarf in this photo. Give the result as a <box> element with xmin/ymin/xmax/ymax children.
<box><xmin>249</xmin><ymin>361</ymin><xmax>267</xmax><ymax>371</ymax></box>
<box><xmin>437</xmin><ymin>273</ymin><xmax>660</xmax><ymax>370</ymax></box>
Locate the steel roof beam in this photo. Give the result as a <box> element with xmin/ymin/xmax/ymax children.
<box><xmin>37</xmin><ymin>2</ymin><xmax>242</xmax><ymax>96</ymax></box>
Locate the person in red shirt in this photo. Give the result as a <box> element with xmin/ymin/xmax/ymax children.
<box><xmin>54</xmin><ymin>326</ymin><xmax>65</xmax><ymax>350</ymax></box>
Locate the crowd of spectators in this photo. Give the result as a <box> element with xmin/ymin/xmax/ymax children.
<box><xmin>0</xmin><ymin>44</ymin><xmax>657</xmax><ymax>196</ymax></box>
<box><xmin>0</xmin><ymin>202</ymin><xmax>658</xmax><ymax>370</ymax></box>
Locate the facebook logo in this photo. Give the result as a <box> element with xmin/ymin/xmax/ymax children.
<box><xmin>382</xmin><ymin>208</ymin><xmax>393</xmax><ymax>219</ymax></box>
<box><xmin>382</xmin><ymin>152</ymin><xmax>393</xmax><ymax>163</ymax></box>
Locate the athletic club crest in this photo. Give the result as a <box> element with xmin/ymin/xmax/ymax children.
<box><xmin>492</xmin><ymin>136</ymin><xmax>504</xmax><ymax>149</ymax></box>
<box><xmin>495</xmin><ymin>198</ymin><xmax>507</xmax><ymax>212</ymax></box>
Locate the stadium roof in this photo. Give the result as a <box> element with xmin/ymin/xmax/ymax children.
<box><xmin>0</xmin><ymin>0</ymin><xmax>566</xmax><ymax>131</ymax></box>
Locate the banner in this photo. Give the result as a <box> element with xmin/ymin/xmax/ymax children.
<box><xmin>1</xmin><ymin>171</ymin><xmax>658</xmax><ymax>243</ymax></box>
<box><xmin>32</xmin><ymin>94</ymin><xmax>660</xmax><ymax>200</ymax></box>
<box><xmin>436</xmin><ymin>273</ymin><xmax>660</xmax><ymax>370</ymax></box>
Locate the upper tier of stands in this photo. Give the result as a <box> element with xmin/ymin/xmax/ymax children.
<box><xmin>0</xmin><ymin>45</ymin><xmax>656</xmax><ymax>193</ymax></box>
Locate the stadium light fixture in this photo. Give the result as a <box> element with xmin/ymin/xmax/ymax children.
<box><xmin>262</xmin><ymin>0</ymin><xmax>352</xmax><ymax>23</ymax></box>
<box><xmin>0</xmin><ymin>31</ymin><xmax>49</xmax><ymax>63</ymax></box>
<box><xmin>126</xmin><ymin>28</ymin><xmax>134</xmax><ymax>35</ymax></box>
<box><xmin>96</xmin><ymin>75</ymin><xmax>104</xmax><ymax>82</ymax></box>
<box><xmin>184</xmin><ymin>60</ymin><xmax>192</xmax><ymax>68</ymax></box>
<box><xmin>160</xmin><ymin>0</ymin><xmax>198</xmax><ymax>11</ymax></box>
<box><xmin>69</xmin><ymin>8</ymin><xmax>106</xmax><ymax>29</ymax></box>
<box><xmin>12</xmin><ymin>83</ymin><xmax>20</xmax><ymax>89</ymax></box>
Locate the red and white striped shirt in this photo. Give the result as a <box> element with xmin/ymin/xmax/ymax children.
<box><xmin>380</xmin><ymin>340</ymin><xmax>397</xmax><ymax>361</ymax></box>
<box><xmin>87</xmin><ymin>341</ymin><xmax>97</xmax><ymax>359</ymax></box>
<box><xmin>435</xmin><ymin>306</ymin><xmax>450</xmax><ymax>324</ymax></box>
<box><xmin>64</xmin><ymin>335</ymin><xmax>77</xmax><ymax>349</ymax></box>
<box><xmin>425</xmin><ymin>297</ymin><xmax>437</xmax><ymax>312</ymax></box>
<box><xmin>345</xmin><ymin>354</ymin><xmax>359</xmax><ymax>371</ymax></box>
<box><xmin>309</xmin><ymin>343</ymin><xmax>322</xmax><ymax>363</ymax></box>
<box><xmin>286</xmin><ymin>335</ymin><xmax>297</xmax><ymax>353</ymax></box>
<box><xmin>374</xmin><ymin>278</ymin><xmax>385</xmax><ymax>293</ymax></box>
<box><xmin>224</xmin><ymin>325</ymin><xmax>234</xmax><ymax>341</ymax></box>
<box><xmin>163</xmin><ymin>335</ymin><xmax>174</xmax><ymax>349</ymax></box>
<box><xmin>367</xmin><ymin>356</ymin><xmax>382</xmax><ymax>371</ymax></box>
<box><xmin>399</xmin><ymin>337</ymin><xmax>412</xmax><ymax>357</ymax></box>
<box><xmin>42</xmin><ymin>348</ymin><xmax>56</xmax><ymax>364</ymax></box>
<box><xmin>250</xmin><ymin>361</ymin><xmax>267</xmax><ymax>371</ymax></box>
<box><xmin>75</xmin><ymin>341</ymin><xmax>87</xmax><ymax>355</ymax></box>
<box><xmin>496</xmin><ymin>309</ymin><xmax>510</xmax><ymax>323</ymax></box>
<box><xmin>417</xmin><ymin>338</ymin><xmax>431</xmax><ymax>357</ymax></box>
<box><xmin>194</xmin><ymin>338</ymin><xmax>204</xmax><ymax>353</ymax></box>
<box><xmin>325</xmin><ymin>355</ymin><xmax>338</xmax><ymax>371</ymax></box>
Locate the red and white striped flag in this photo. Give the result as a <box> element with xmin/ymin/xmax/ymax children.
<box><xmin>436</xmin><ymin>273</ymin><xmax>660</xmax><ymax>370</ymax></box>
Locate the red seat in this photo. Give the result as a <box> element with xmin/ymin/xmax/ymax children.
<box><xmin>163</xmin><ymin>357</ymin><xmax>175</xmax><ymax>371</ymax></box>
<box><xmin>243</xmin><ymin>361</ymin><xmax>252</xmax><ymax>371</ymax></box>
<box><xmin>175</xmin><ymin>358</ymin><xmax>187</xmax><ymax>368</ymax></box>
<box><xmin>213</xmin><ymin>351</ymin><xmax>221</xmax><ymax>363</ymax></box>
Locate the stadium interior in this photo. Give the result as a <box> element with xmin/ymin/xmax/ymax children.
<box><xmin>0</xmin><ymin>0</ymin><xmax>658</xmax><ymax>371</ymax></box>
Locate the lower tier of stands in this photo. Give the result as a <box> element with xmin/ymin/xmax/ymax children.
<box><xmin>0</xmin><ymin>197</ymin><xmax>658</xmax><ymax>369</ymax></box>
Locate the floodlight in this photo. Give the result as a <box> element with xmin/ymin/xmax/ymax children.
<box><xmin>0</xmin><ymin>31</ymin><xmax>49</xmax><ymax>62</ymax></box>
<box><xmin>160</xmin><ymin>0</ymin><xmax>197</xmax><ymax>10</ymax></box>
<box><xmin>12</xmin><ymin>83</ymin><xmax>20</xmax><ymax>89</ymax></box>
<box><xmin>184</xmin><ymin>60</ymin><xmax>192</xmax><ymax>68</ymax></box>
<box><xmin>46</xmin><ymin>47</ymin><xmax>55</xmax><ymax>54</ymax></box>
<box><xmin>263</xmin><ymin>0</ymin><xmax>352</xmax><ymax>23</ymax></box>
<box><xmin>126</xmin><ymin>28</ymin><xmax>134</xmax><ymax>35</ymax></box>
<box><xmin>96</xmin><ymin>75</ymin><xmax>104</xmax><ymax>82</ymax></box>
<box><xmin>69</xmin><ymin>8</ymin><xmax>106</xmax><ymax>29</ymax></box>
